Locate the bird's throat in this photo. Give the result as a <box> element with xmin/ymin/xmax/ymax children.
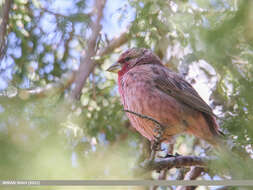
<box><xmin>117</xmin><ymin>64</ymin><xmax>130</xmax><ymax>97</ymax></box>
<box><xmin>118</xmin><ymin>63</ymin><xmax>130</xmax><ymax>77</ymax></box>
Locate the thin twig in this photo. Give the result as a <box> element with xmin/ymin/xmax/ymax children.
<box><xmin>17</xmin><ymin>71</ymin><xmax>75</xmax><ymax>99</ymax></box>
<box><xmin>41</xmin><ymin>7</ymin><xmax>67</xmax><ymax>18</ymax></box>
<box><xmin>97</xmin><ymin>31</ymin><xmax>128</xmax><ymax>56</ymax></box>
<box><xmin>62</xmin><ymin>23</ymin><xmax>75</xmax><ymax>61</ymax></box>
<box><xmin>92</xmin><ymin>71</ymin><xmax>96</xmax><ymax>100</ymax></box>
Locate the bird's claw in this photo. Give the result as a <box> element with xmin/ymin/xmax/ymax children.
<box><xmin>175</xmin><ymin>152</ymin><xmax>181</xmax><ymax>156</ymax></box>
<box><xmin>159</xmin><ymin>152</ymin><xmax>181</xmax><ymax>158</ymax></box>
<box><xmin>169</xmin><ymin>152</ymin><xmax>181</xmax><ymax>158</ymax></box>
<box><xmin>151</xmin><ymin>141</ymin><xmax>161</xmax><ymax>151</ymax></box>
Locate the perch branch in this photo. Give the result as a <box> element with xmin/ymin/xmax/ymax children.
<box><xmin>142</xmin><ymin>156</ymin><xmax>210</xmax><ymax>171</ymax></box>
<box><xmin>124</xmin><ymin>110</ymin><xmax>214</xmax><ymax>175</ymax></box>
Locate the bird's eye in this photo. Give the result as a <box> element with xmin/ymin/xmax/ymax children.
<box><xmin>124</xmin><ymin>57</ymin><xmax>131</xmax><ymax>62</ymax></box>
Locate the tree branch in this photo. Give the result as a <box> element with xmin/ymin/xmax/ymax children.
<box><xmin>176</xmin><ymin>167</ymin><xmax>204</xmax><ymax>190</ymax></box>
<box><xmin>215</xmin><ymin>187</ymin><xmax>232</xmax><ymax>190</ymax></box>
<box><xmin>141</xmin><ymin>156</ymin><xmax>210</xmax><ymax>172</ymax></box>
<box><xmin>124</xmin><ymin>109</ymin><xmax>215</xmax><ymax>178</ymax></box>
<box><xmin>70</xmin><ymin>0</ymin><xmax>130</xmax><ymax>100</ymax></box>
<box><xmin>2</xmin><ymin>29</ymin><xmax>128</xmax><ymax>100</ymax></box>
<box><xmin>151</xmin><ymin>144</ymin><xmax>174</xmax><ymax>190</ymax></box>
<box><xmin>0</xmin><ymin>0</ymin><xmax>12</xmax><ymax>60</ymax></box>
<box><xmin>1</xmin><ymin>6</ymin><xmax>128</xmax><ymax>100</ymax></box>
<box><xmin>70</xmin><ymin>0</ymin><xmax>106</xmax><ymax>100</ymax></box>
<box><xmin>17</xmin><ymin>71</ymin><xmax>75</xmax><ymax>99</ymax></box>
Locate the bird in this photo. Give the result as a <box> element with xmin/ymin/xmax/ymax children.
<box><xmin>107</xmin><ymin>48</ymin><xmax>224</xmax><ymax>149</ymax></box>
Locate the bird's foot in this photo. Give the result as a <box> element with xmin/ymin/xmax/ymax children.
<box><xmin>149</xmin><ymin>124</ymin><xmax>165</xmax><ymax>161</ymax></box>
<box><xmin>151</xmin><ymin>140</ymin><xmax>163</xmax><ymax>151</ymax></box>
<box><xmin>158</xmin><ymin>152</ymin><xmax>181</xmax><ymax>158</ymax></box>
<box><xmin>149</xmin><ymin>139</ymin><xmax>162</xmax><ymax>161</ymax></box>
<box><xmin>152</xmin><ymin>126</ymin><xmax>164</xmax><ymax>151</ymax></box>
<box><xmin>166</xmin><ymin>152</ymin><xmax>181</xmax><ymax>157</ymax></box>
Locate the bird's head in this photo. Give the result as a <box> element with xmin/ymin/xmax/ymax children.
<box><xmin>107</xmin><ymin>48</ymin><xmax>161</xmax><ymax>77</ymax></box>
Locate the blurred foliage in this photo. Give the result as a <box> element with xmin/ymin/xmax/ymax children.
<box><xmin>0</xmin><ymin>0</ymin><xmax>253</xmax><ymax>189</ymax></box>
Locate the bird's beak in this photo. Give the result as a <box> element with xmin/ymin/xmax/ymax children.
<box><xmin>106</xmin><ymin>62</ymin><xmax>121</xmax><ymax>73</ymax></box>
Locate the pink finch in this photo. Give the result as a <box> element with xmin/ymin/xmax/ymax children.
<box><xmin>107</xmin><ymin>48</ymin><xmax>223</xmax><ymax>147</ymax></box>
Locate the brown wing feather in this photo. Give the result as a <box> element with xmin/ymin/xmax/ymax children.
<box><xmin>154</xmin><ymin>69</ymin><xmax>221</xmax><ymax>137</ymax></box>
<box><xmin>154</xmin><ymin>74</ymin><xmax>215</xmax><ymax>117</ymax></box>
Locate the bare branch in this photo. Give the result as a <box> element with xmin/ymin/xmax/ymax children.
<box><xmin>134</xmin><ymin>155</ymin><xmax>212</xmax><ymax>181</ymax></box>
<box><xmin>70</xmin><ymin>0</ymin><xmax>130</xmax><ymax>100</ymax></box>
<box><xmin>151</xmin><ymin>145</ymin><xmax>174</xmax><ymax>190</ymax></box>
<box><xmin>124</xmin><ymin>109</ymin><xmax>214</xmax><ymax>179</ymax></box>
<box><xmin>2</xmin><ymin>0</ymin><xmax>127</xmax><ymax>100</ymax></box>
<box><xmin>0</xmin><ymin>0</ymin><xmax>12</xmax><ymax>60</ymax></box>
<box><xmin>176</xmin><ymin>168</ymin><xmax>188</xmax><ymax>180</ymax></box>
<box><xmin>184</xmin><ymin>167</ymin><xmax>203</xmax><ymax>180</ymax></box>
<box><xmin>18</xmin><ymin>71</ymin><xmax>75</xmax><ymax>99</ymax></box>
<box><xmin>176</xmin><ymin>167</ymin><xmax>204</xmax><ymax>190</ymax></box>
<box><xmin>41</xmin><ymin>7</ymin><xmax>67</xmax><ymax>18</ymax></box>
<box><xmin>141</xmin><ymin>156</ymin><xmax>210</xmax><ymax>172</ymax></box>
<box><xmin>70</xmin><ymin>0</ymin><xmax>106</xmax><ymax>99</ymax></box>
<box><xmin>5</xmin><ymin>29</ymin><xmax>128</xmax><ymax>100</ymax></box>
<box><xmin>69</xmin><ymin>32</ymin><xmax>128</xmax><ymax>99</ymax></box>
<box><xmin>70</xmin><ymin>31</ymin><xmax>128</xmax><ymax>99</ymax></box>
<box><xmin>215</xmin><ymin>187</ymin><xmax>232</xmax><ymax>190</ymax></box>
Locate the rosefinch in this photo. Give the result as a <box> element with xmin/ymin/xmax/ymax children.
<box><xmin>107</xmin><ymin>48</ymin><xmax>223</xmax><ymax>147</ymax></box>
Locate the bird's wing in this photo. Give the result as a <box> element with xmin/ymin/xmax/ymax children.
<box><xmin>154</xmin><ymin>72</ymin><xmax>216</xmax><ymax>117</ymax></box>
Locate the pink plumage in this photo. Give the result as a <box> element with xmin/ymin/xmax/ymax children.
<box><xmin>108</xmin><ymin>48</ymin><xmax>222</xmax><ymax>146</ymax></box>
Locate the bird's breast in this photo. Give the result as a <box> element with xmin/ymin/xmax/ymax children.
<box><xmin>119</xmin><ymin>69</ymin><xmax>186</xmax><ymax>141</ymax></box>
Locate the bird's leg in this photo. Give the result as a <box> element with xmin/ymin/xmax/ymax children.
<box><xmin>155</xmin><ymin>143</ymin><xmax>177</xmax><ymax>158</ymax></box>
<box><xmin>149</xmin><ymin>124</ymin><xmax>165</xmax><ymax>161</ymax></box>
<box><xmin>123</xmin><ymin>109</ymin><xmax>167</xmax><ymax>160</ymax></box>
